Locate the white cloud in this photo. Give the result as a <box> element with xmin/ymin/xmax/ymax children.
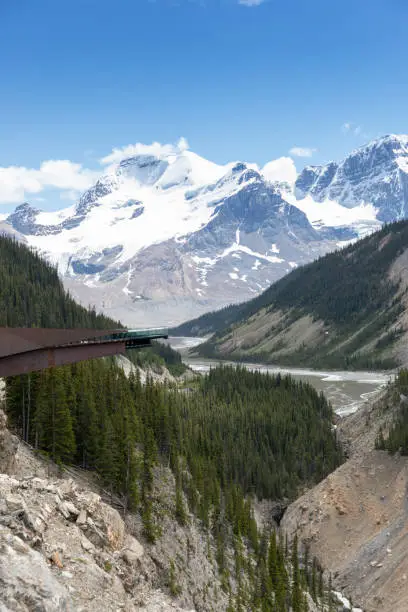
<box><xmin>239</xmin><ymin>0</ymin><xmax>265</xmax><ymax>5</ymax></box>
<box><xmin>0</xmin><ymin>167</ymin><xmax>42</xmax><ymax>203</ymax></box>
<box><xmin>289</xmin><ymin>146</ymin><xmax>316</xmax><ymax>158</ymax></box>
<box><xmin>100</xmin><ymin>137</ymin><xmax>189</xmax><ymax>166</ymax></box>
<box><xmin>342</xmin><ymin>121</ymin><xmax>363</xmax><ymax>136</ymax></box>
<box><xmin>39</xmin><ymin>160</ymin><xmax>97</xmax><ymax>191</ymax></box>
<box><xmin>0</xmin><ymin>161</ymin><xmax>98</xmax><ymax>205</ymax></box>
<box><xmin>262</xmin><ymin>157</ymin><xmax>297</xmax><ymax>185</ymax></box>
<box><xmin>0</xmin><ymin>138</ymin><xmax>192</xmax><ymax>206</ymax></box>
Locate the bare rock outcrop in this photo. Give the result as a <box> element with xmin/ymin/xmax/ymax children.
<box><xmin>0</xmin><ymin>408</ymin><xmax>18</xmax><ymax>475</ymax></box>
<box><xmin>282</xmin><ymin>390</ymin><xmax>408</xmax><ymax>612</ymax></box>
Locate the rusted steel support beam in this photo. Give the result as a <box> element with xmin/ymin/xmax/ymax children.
<box><xmin>0</xmin><ymin>340</ymin><xmax>127</xmax><ymax>377</ymax></box>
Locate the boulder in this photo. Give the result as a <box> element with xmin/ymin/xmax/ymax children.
<box><xmin>58</xmin><ymin>500</ymin><xmax>79</xmax><ymax>519</ymax></box>
<box><xmin>5</xmin><ymin>494</ymin><xmax>25</xmax><ymax>514</ymax></box>
<box><xmin>80</xmin><ymin>534</ymin><xmax>95</xmax><ymax>553</ymax></box>
<box><xmin>75</xmin><ymin>490</ymin><xmax>100</xmax><ymax>514</ymax></box>
<box><xmin>0</xmin><ymin>529</ymin><xmax>74</xmax><ymax>611</ymax></box>
<box><xmin>31</xmin><ymin>477</ymin><xmax>50</xmax><ymax>490</ymax></box>
<box><xmin>23</xmin><ymin>508</ymin><xmax>47</xmax><ymax>534</ymax></box>
<box><xmin>94</xmin><ymin>503</ymin><xmax>125</xmax><ymax>550</ymax></box>
<box><xmin>57</xmin><ymin>478</ymin><xmax>76</xmax><ymax>497</ymax></box>
<box><xmin>82</xmin><ymin>517</ymin><xmax>107</xmax><ymax>549</ymax></box>
<box><xmin>76</xmin><ymin>508</ymin><xmax>87</xmax><ymax>525</ymax></box>
<box><xmin>121</xmin><ymin>534</ymin><xmax>144</xmax><ymax>566</ymax></box>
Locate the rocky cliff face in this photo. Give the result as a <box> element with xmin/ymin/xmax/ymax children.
<box><xmin>0</xmin><ymin>406</ymin><xmax>227</xmax><ymax>611</ymax></box>
<box><xmin>282</xmin><ymin>387</ymin><xmax>408</xmax><ymax>612</ymax></box>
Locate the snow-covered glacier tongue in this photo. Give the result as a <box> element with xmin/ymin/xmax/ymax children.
<box><xmin>3</xmin><ymin>136</ymin><xmax>408</xmax><ymax>326</ymax></box>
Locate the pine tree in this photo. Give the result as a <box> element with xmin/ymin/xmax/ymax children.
<box><xmin>175</xmin><ymin>469</ymin><xmax>188</xmax><ymax>526</ymax></box>
<box><xmin>328</xmin><ymin>573</ymin><xmax>334</xmax><ymax>612</ymax></box>
<box><xmin>318</xmin><ymin>566</ymin><xmax>324</xmax><ymax>600</ymax></box>
<box><xmin>311</xmin><ymin>557</ymin><xmax>317</xmax><ymax>602</ymax></box>
<box><xmin>141</xmin><ymin>425</ymin><xmax>158</xmax><ymax>542</ymax></box>
<box><xmin>291</xmin><ymin>535</ymin><xmax>302</xmax><ymax>612</ymax></box>
<box><xmin>51</xmin><ymin>368</ymin><xmax>76</xmax><ymax>463</ymax></box>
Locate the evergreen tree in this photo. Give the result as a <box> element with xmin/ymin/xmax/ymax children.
<box><xmin>291</xmin><ymin>535</ymin><xmax>302</xmax><ymax>612</ymax></box>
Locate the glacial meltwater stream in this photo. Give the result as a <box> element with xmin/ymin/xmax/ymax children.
<box><xmin>167</xmin><ymin>336</ymin><xmax>392</xmax><ymax>416</ymax></box>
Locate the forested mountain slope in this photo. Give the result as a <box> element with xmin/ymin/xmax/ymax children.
<box><xmin>0</xmin><ymin>234</ymin><xmax>117</xmax><ymax>329</ymax></box>
<box><xmin>185</xmin><ymin>220</ymin><xmax>408</xmax><ymax>369</ymax></box>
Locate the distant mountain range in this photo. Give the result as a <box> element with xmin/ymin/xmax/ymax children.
<box><xmin>3</xmin><ymin>135</ymin><xmax>408</xmax><ymax>326</ymax></box>
<box><xmin>176</xmin><ymin>219</ymin><xmax>408</xmax><ymax>370</ymax></box>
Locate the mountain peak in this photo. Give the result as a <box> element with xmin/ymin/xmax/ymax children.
<box><xmin>296</xmin><ymin>134</ymin><xmax>408</xmax><ymax>221</ymax></box>
<box><xmin>15</xmin><ymin>202</ymin><xmax>38</xmax><ymax>213</ymax></box>
<box><xmin>351</xmin><ymin>133</ymin><xmax>408</xmax><ymax>155</ymax></box>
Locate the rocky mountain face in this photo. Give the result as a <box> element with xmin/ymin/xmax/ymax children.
<box><xmin>282</xmin><ymin>381</ymin><xmax>408</xmax><ymax>612</ymax></box>
<box><xmin>4</xmin><ymin>135</ymin><xmax>408</xmax><ymax>326</ymax></box>
<box><xmin>296</xmin><ymin>135</ymin><xmax>408</xmax><ymax>222</ymax></box>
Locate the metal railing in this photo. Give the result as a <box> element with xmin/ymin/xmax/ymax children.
<box><xmin>107</xmin><ymin>328</ymin><xmax>169</xmax><ymax>341</ymax></box>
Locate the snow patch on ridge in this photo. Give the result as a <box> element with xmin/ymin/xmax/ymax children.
<box><xmin>123</xmin><ymin>265</ymin><xmax>134</xmax><ymax>296</ymax></box>
<box><xmin>285</xmin><ymin>193</ymin><xmax>380</xmax><ymax>235</ymax></box>
<box><xmin>35</xmin><ymin>205</ymin><xmax>77</xmax><ymax>225</ymax></box>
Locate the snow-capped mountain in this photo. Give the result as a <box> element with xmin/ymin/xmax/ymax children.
<box><xmin>4</xmin><ymin>136</ymin><xmax>405</xmax><ymax>326</ymax></box>
<box><xmin>296</xmin><ymin>134</ymin><xmax>408</xmax><ymax>222</ymax></box>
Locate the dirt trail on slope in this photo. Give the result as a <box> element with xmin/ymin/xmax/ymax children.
<box><xmin>282</xmin><ymin>391</ymin><xmax>408</xmax><ymax>612</ymax></box>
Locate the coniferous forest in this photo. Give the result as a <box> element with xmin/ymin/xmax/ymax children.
<box><xmin>1</xmin><ymin>235</ymin><xmax>342</xmax><ymax>609</ymax></box>
<box><xmin>0</xmin><ymin>235</ymin><xmax>117</xmax><ymax>329</ymax></box>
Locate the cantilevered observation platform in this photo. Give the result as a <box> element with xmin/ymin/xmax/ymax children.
<box><xmin>0</xmin><ymin>327</ymin><xmax>168</xmax><ymax>377</ymax></box>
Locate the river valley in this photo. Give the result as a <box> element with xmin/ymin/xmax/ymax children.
<box><xmin>167</xmin><ymin>336</ymin><xmax>392</xmax><ymax>416</ymax></box>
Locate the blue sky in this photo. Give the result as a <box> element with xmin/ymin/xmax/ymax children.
<box><xmin>1</xmin><ymin>0</ymin><xmax>408</xmax><ymax>210</ymax></box>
